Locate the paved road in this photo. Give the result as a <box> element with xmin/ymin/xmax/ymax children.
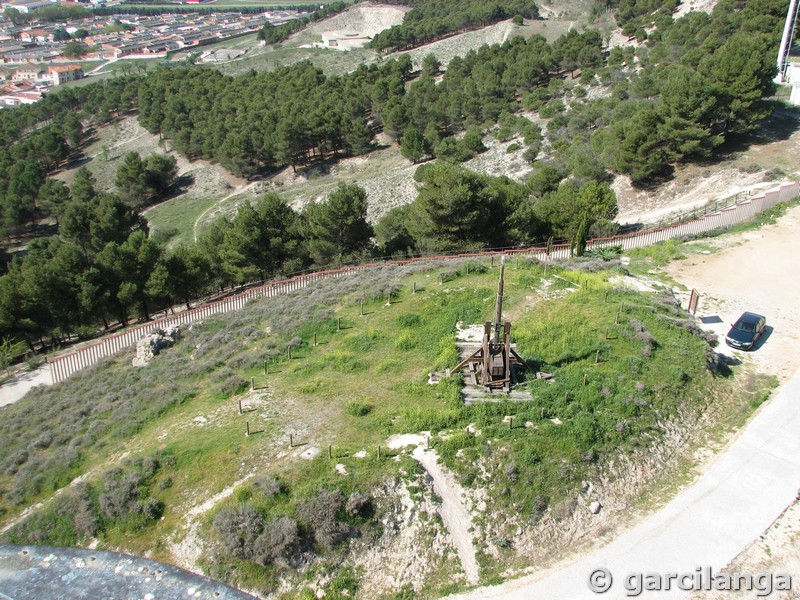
<box><xmin>0</xmin><ymin>365</ymin><xmax>50</xmax><ymax>408</ymax></box>
<box><xmin>452</xmin><ymin>368</ymin><xmax>800</xmax><ymax>599</ymax></box>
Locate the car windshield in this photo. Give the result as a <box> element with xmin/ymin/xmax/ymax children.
<box><xmin>736</xmin><ymin>321</ymin><xmax>756</xmax><ymax>333</ymax></box>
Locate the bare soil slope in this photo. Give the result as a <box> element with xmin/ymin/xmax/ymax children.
<box><xmin>295</xmin><ymin>2</ymin><xmax>409</xmax><ymax>41</ymax></box>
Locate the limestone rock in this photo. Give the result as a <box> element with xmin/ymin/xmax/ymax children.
<box><xmin>132</xmin><ymin>326</ymin><xmax>181</xmax><ymax>367</ymax></box>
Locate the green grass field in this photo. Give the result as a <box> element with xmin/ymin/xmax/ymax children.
<box><xmin>144</xmin><ymin>194</ymin><xmax>223</xmax><ymax>245</ymax></box>
<box><xmin>0</xmin><ymin>253</ymin><xmax>757</xmax><ymax>595</ymax></box>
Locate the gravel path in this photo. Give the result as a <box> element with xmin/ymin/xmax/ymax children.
<box><xmin>388</xmin><ymin>433</ymin><xmax>480</xmax><ymax>584</ymax></box>
<box><xmin>413</xmin><ymin>444</ymin><xmax>480</xmax><ymax>584</ymax></box>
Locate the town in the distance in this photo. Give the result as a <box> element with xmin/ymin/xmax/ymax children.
<box><xmin>0</xmin><ymin>0</ymin><xmax>309</xmax><ymax>106</ymax></box>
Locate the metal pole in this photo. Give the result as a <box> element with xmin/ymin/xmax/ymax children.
<box><xmin>776</xmin><ymin>0</ymin><xmax>799</xmax><ymax>82</ymax></box>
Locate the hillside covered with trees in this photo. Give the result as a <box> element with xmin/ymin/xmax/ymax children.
<box><xmin>0</xmin><ymin>0</ymin><xmax>788</xmax><ymax>353</ymax></box>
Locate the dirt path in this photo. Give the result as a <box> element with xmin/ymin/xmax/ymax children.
<box><xmin>388</xmin><ymin>434</ymin><xmax>480</xmax><ymax>584</ymax></box>
<box><xmin>167</xmin><ymin>474</ymin><xmax>255</xmax><ymax>572</ymax></box>
<box><xmin>192</xmin><ymin>181</ymin><xmax>260</xmax><ymax>242</ymax></box>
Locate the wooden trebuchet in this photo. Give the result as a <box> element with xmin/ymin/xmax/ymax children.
<box><xmin>451</xmin><ymin>256</ymin><xmax>530</xmax><ymax>392</ymax></box>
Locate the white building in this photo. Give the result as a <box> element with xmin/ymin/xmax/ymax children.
<box><xmin>2</xmin><ymin>0</ymin><xmax>57</xmax><ymax>13</ymax></box>
<box><xmin>784</xmin><ymin>63</ymin><xmax>800</xmax><ymax>105</ymax></box>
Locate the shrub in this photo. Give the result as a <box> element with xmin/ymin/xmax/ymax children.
<box><xmin>98</xmin><ymin>468</ymin><xmax>144</xmax><ymax>520</ymax></box>
<box><xmin>394</xmin><ymin>331</ymin><xmax>417</xmax><ymax>351</ymax></box>
<box><xmin>218</xmin><ymin>374</ymin><xmax>248</xmax><ymax>398</ymax></box>
<box><xmin>346</xmin><ymin>401</ymin><xmax>373</xmax><ymax>417</ymax></box>
<box><xmin>660</xmin><ymin>316</ymin><xmax>718</xmax><ymax>347</ymax></box>
<box><xmin>397</xmin><ymin>314</ymin><xmax>421</xmax><ymax>328</ymax></box>
<box><xmin>296</xmin><ymin>489</ymin><xmax>347</xmax><ymax>550</ymax></box>
<box><xmin>504</xmin><ymin>462</ymin><xmax>519</xmax><ymax>482</ymax></box>
<box><xmin>253</xmin><ymin>516</ymin><xmax>299</xmax><ymax>566</ymax></box>
<box><xmin>630</xmin><ymin>319</ymin><xmax>658</xmax><ymax>357</ymax></box>
<box><xmin>439</xmin><ymin>269</ymin><xmax>460</xmax><ymax>283</ymax></box>
<box><xmin>213</xmin><ymin>504</ymin><xmax>264</xmax><ymax>560</ymax></box>
<box><xmin>253</xmin><ymin>475</ymin><xmax>283</xmax><ymax>499</ymax></box>
<box><xmin>143</xmin><ymin>497</ymin><xmax>165</xmax><ymax>520</ymax></box>
<box><xmin>345</xmin><ymin>492</ymin><xmax>371</xmax><ymax>517</ymax></box>
<box><xmin>530</xmin><ymin>495</ymin><xmax>548</xmax><ymax>524</ymax></box>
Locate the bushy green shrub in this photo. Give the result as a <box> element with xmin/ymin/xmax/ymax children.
<box><xmin>345</xmin><ymin>401</ymin><xmax>373</xmax><ymax>417</ymax></box>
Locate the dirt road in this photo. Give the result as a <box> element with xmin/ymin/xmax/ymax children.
<box><xmin>664</xmin><ymin>204</ymin><xmax>800</xmax><ymax>382</ymax></box>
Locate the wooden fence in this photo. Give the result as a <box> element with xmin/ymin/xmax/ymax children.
<box><xmin>49</xmin><ymin>181</ymin><xmax>799</xmax><ymax>383</ymax></box>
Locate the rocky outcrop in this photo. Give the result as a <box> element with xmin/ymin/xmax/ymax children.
<box><xmin>132</xmin><ymin>327</ymin><xmax>181</xmax><ymax>367</ymax></box>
